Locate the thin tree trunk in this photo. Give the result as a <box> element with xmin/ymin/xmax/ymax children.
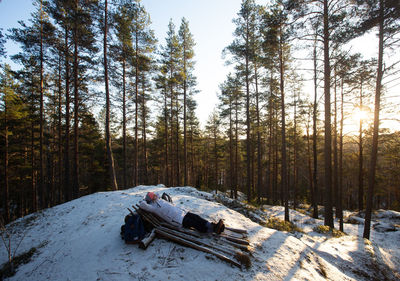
<box><xmin>333</xmin><ymin>68</ymin><xmax>339</xmax><ymax>218</ymax></box>
<box><xmin>339</xmin><ymin>78</ymin><xmax>344</xmax><ymax>232</ymax></box>
<box><xmin>57</xmin><ymin>51</ymin><xmax>63</xmax><ymax>204</ymax></box>
<box><xmin>39</xmin><ymin>0</ymin><xmax>45</xmax><ymax>209</ymax></box>
<box><xmin>73</xmin><ymin>0</ymin><xmax>80</xmax><ymax>199</ymax></box>
<box><xmin>312</xmin><ymin>36</ymin><xmax>319</xmax><ymax>219</ymax></box>
<box><xmin>164</xmin><ymin>88</ymin><xmax>169</xmax><ymax>186</ymax></box>
<box><xmin>279</xmin><ymin>32</ymin><xmax>289</xmax><ymax>222</ymax></box>
<box><xmin>323</xmin><ymin>0</ymin><xmax>333</xmax><ymax>228</ymax></box>
<box><xmin>64</xmin><ymin>27</ymin><xmax>70</xmax><ymax>202</ymax></box>
<box><xmin>255</xmin><ymin>63</ymin><xmax>262</xmax><ymax>203</ymax></box>
<box><xmin>4</xmin><ymin>89</ymin><xmax>10</xmax><ymax>222</ymax></box>
<box><xmin>122</xmin><ymin>58</ymin><xmax>127</xmax><ymax>189</ymax></box>
<box><xmin>245</xmin><ymin>22</ymin><xmax>251</xmax><ymax>202</ymax></box>
<box><xmin>183</xmin><ymin>36</ymin><xmax>188</xmax><ymax>186</ymax></box>
<box><xmin>141</xmin><ymin>76</ymin><xmax>149</xmax><ymax>184</ymax></box>
<box><xmin>104</xmin><ymin>0</ymin><xmax>118</xmax><ymax>191</ymax></box>
<box><xmin>358</xmin><ymin>81</ymin><xmax>364</xmax><ymax>210</ymax></box>
<box><xmin>293</xmin><ymin>91</ymin><xmax>298</xmax><ymax>210</ymax></box>
<box><xmin>364</xmin><ymin>0</ymin><xmax>384</xmax><ymax>240</ymax></box>
<box><xmin>134</xmin><ymin>31</ymin><xmax>139</xmax><ymax>186</ymax></box>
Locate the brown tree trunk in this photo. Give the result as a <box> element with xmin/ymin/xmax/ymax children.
<box><xmin>122</xmin><ymin>58</ymin><xmax>127</xmax><ymax>189</ymax></box>
<box><xmin>312</xmin><ymin>37</ymin><xmax>319</xmax><ymax>219</ymax></box>
<box><xmin>245</xmin><ymin>22</ymin><xmax>251</xmax><ymax>202</ymax></box>
<box><xmin>323</xmin><ymin>0</ymin><xmax>333</xmax><ymax>228</ymax></box>
<box><xmin>364</xmin><ymin>0</ymin><xmax>384</xmax><ymax>240</ymax></box>
<box><xmin>73</xmin><ymin>0</ymin><xmax>80</xmax><ymax>199</ymax></box>
<box><xmin>64</xmin><ymin>27</ymin><xmax>71</xmax><ymax>202</ymax></box>
<box><xmin>358</xmin><ymin>81</ymin><xmax>364</xmax><ymax>210</ymax></box>
<box><xmin>39</xmin><ymin>0</ymin><xmax>45</xmax><ymax>209</ymax></box>
<box><xmin>104</xmin><ymin>0</ymin><xmax>118</xmax><ymax>191</ymax></box>
<box><xmin>134</xmin><ymin>32</ymin><xmax>139</xmax><ymax>186</ymax></box>
<box><xmin>279</xmin><ymin>32</ymin><xmax>289</xmax><ymax>222</ymax></box>
<box><xmin>4</xmin><ymin>89</ymin><xmax>10</xmax><ymax>222</ymax></box>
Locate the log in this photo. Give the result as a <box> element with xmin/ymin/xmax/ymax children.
<box><xmin>154</xmin><ymin>228</ymin><xmax>241</xmax><ymax>268</ymax></box>
<box><xmin>225</xmin><ymin>227</ymin><xmax>248</xmax><ymax>234</ymax></box>
<box><xmin>139</xmin><ymin>229</ymin><xmax>156</xmax><ymax>249</ymax></box>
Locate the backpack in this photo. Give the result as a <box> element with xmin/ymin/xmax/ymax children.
<box><xmin>120</xmin><ymin>212</ymin><xmax>146</xmax><ymax>244</ymax></box>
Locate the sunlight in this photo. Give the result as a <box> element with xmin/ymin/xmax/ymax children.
<box><xmin>351</xmin><ymin>107</ymin><xmax>370</xmax><ymax>124</ymax></box>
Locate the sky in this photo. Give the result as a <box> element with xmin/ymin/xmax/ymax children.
<box><xmin>0</xmin><ymin>0</ymin><xmax>244</xmax><ymax>127</ymax></box>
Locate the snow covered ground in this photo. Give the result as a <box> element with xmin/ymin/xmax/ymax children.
<box><xmin>1</xmin><ymin>185</ymin><xmax>399</xmax><ymax>280</ymax></box>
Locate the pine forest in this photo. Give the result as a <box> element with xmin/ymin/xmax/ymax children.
<box><xmin>1</xmin><ymin>0</ymin><xmax>400</xmax><ymax>241</ymax></box>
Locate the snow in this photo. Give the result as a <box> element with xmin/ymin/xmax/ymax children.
<box><xmin>1</xmin><ymin>185</ymin><xmax>399</xmax><ymax>280</ymax></box>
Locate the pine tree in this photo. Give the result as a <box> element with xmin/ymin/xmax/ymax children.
<box><xmin>131</xmin><ymin>0</ymin><xmax>156</xmax><ymax>186</ymax></box>
<box><xmin>103</xmin><ymin>0</ymin><xmax>118</xmax><ymax>190</ymax></box>
<box><xmin>226</xmin><ymin>0</ymin><xmax>259</xmax><ymax>202</ymax></box>
<box><xmin>179</xmin><ymin>18</ymin><xmax>197</xmax><ymax>187</ymax></box>
<box><xmin>359</xmin><ymin>0</ymin><xmax>400</xmax><ymax>239</ymax></box>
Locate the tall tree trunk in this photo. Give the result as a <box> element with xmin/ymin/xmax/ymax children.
<box><xmin>31</xmin><ymin>77</ymin><xmax>37</xmax><ymax>211</ymax></box>
<box><xmin>141</xmin><ymin>77</ymin><xmax>149</xmax><ymax>184</ymax></box>
<box><xmin>164</xmin><ymin>88</ymin><xmax>169</xmax><ymax>186</ymax></box>
<box><xmin>73</xmin><ymin>0</ymin><xmax>80</xmax><ymax>199</ymax></box>
<box><xmin>39</xmin><ymin>0</ymin><xmax>45</xmax><ymax>209</ymax></box>
<box><xmin>323</xmin><ymin>0</ymin><xmax>333</xmax><ymax>228</ymax></box>
<box><xmin>183</xmin><ymin>38</ymin><xmax>188</xmax><ymax>186</ymax></box>
<box><xmin>229</xmin><ymin>98</ymin><xmax>234</xmax><ymax>198</ymax></box>
<box><xmin>4</xmin><ymin>90</ymin><xmax>10</xmax><ymax>222</ymax></box>
<box><xmin>234</xmin><ymin>94</ymin><xmax>239</xmax><ymax>199</ymax></box>
<box><xmin>255</xmin><ymin>63</ymin><xmax>262</xmax><ymax>203</ymax></box>
<box><xmin>57</xmin><ymin>52</ymin><xmax>63</xmax><ymax>204</ymax></box>
<box><xmin>122</xmin><ymin>58</ymin><xmax>127</xmax><ymax>189</ymax></box>
<box><xmin>104</xmin><ymin>0</ymin><xmax>118</xmax><ymax>191</ymax></box>
<box><xmin>339</xmin><ymin>78</ymin><xmax>344</xmax><ymax>232</ymax></box>
<box><xmin>176</xmin><ymin>94</ymin><xmax>180</xmax><ymax>186</ymax></box>
<box><xmin>358</xmin><ymin>81</ymin><xmax>364</xmax><ymax>210</ymax></box>
<box><xmin>312</xmin><ymin>37</ymin><xmax>319</xmax><ymax>219</ymax></box>
<box><xmin>333</xmin><ymin>68</ymin><xmax>339</xmax><ymax>218</ymax></box>
<box><xmin>364</xmin><ymin>0</ymin><xmax>384</xmax><ymax>240</ymax></box>
<box><xmin>134</xmin><ymin>32</ymin><xmax>139</xmax><ymax>186</ymax></box>
<box><xmin>293</xmin><ymin>91</ymin><xmax>298</xmax><ymax>210</ymax></box>
<box><xmin>64</xmin><ymin>27</ymin><xmax>71</xmax><ymax>202</ymax></box>
<box><xmin>245</xmin><ymin>24</ymin><xmax>251</xmax><ymax>202</ymax></box>
<box><xmin>279</xmin><ymin>32</ymin><xmax>289</xmax><ymax>222</ymax></box>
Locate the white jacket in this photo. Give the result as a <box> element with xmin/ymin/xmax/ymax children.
<box><xmin>139</xmin><ymin>198</ymin><xmax>186</xmax><ymax>226</ymax></box>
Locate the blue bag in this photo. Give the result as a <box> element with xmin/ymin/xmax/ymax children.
<box><xmin>120</xmin><ymin>213</ymin><xmax>146</xmax><ymax>244</ymax></box>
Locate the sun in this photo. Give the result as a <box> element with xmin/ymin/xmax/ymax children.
<box><xmin>352</xmin><ymin>107</ymin><xmax>370</xmax><ymax>124</ymax></box>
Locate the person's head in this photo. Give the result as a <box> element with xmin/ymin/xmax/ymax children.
<box><xmin>145</xmin><ymin>192</ymin><xmax>158</xmax><ymax>203</ymax></box>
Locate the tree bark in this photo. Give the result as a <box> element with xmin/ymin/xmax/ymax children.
<box><xmin>64</xmin><ymin>27</ymin><xmax>71</xmax><ymax>202</ymax></box>
<box><xmin>364</xmin><ymin>0</ymin><xmax>384</xmax><ymax>240</ymax></box>
<box><xmin>312</xmin><ymin>37</ymin><xmax>319</xmax><ymax>219</ymax></box>
<box><xmin>73</xmin><ymin>0</ymin><xmax>80</xmax><ymax>199</ymax></box>
<box><xmin>39</xmin><ymin>0</ymin><xmax>45</xmax><ymax>209</ymax></box>
<box><xmin>279</xmin><ymin>29</ymin><xmax>289</xmax><ymax>222</ymax></box>
<box><xmin>104</xmin><ymin>0</ymin><xmax>118</xmax><ymax>191</ymax></box>
<box><xmin>323</xmin><ymin>0</ymin><xmax>333</xmax><ymax>228</ymax></box>
<box><xmin>358</xmin><ymin>80</ymin><xmax>364</xmax><ymax>210</ymax></box>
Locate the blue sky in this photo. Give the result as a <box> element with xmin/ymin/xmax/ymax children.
<box><xmin>0</xmin><ymin>0</ymin><xmax>245</xmax><ymax>126</ymax></box>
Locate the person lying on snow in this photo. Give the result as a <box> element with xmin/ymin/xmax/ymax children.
<box><xmin>139</xmin><ymin>192</ymin><xmax>225</xmax><ymax>234</ymax></box>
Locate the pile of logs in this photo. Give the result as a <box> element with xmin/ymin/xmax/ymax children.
<box><xmin>129</xmin><ymin>205</ymin><xmax>252</xmax><ymax>269</ymax></box>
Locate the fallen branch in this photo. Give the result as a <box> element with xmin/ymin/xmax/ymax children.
<box><xmin>154</xmin><ymin>227</ymin><xmax>242</xmax><ymax>268</ymax></box>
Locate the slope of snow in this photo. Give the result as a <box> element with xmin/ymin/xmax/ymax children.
<box><xmin>1</xmin><ymin>185</ymin><xmax>399</xmax><ymax>280</ymax></box>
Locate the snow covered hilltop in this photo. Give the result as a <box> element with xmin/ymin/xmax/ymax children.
<box><xmin>1</xmin><ymin>185</ymin><xmax>399</xmax><ymax>280</ymax></box>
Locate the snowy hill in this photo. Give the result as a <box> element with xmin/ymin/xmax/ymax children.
<box><xmin>1</xmin><ymin>185</ymin><xmax>399</xmax><ymax>280</ymax></box>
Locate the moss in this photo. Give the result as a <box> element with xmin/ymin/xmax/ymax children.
<box><xmin>0</xmin><ymin>247</ymin><xmax>37</xmax><ymax>279</ymax></box>
<box><xmin>313</xmin><ymin>225</ymin><xmax>346</xmax><ymax>237</ymax></box>
<box><xmin>264</xmin><ymin>217</ymin><xmax>303</xmax><ymax>233</ymax></box>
